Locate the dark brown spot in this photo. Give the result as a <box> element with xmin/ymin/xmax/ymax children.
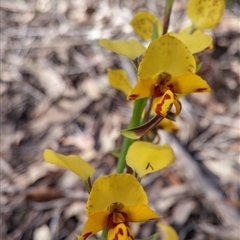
<box><xmin>164</xmin><ymin>93</ymin><xmax>171</xmax><ymax>100</ymax></box>
<box><xmin>196</xmin><ymin>88</ymin><xmax>207</xmax><ymax>92</ymax></box>
<box><xmin>128</xmin><ymin>94</ymin><xmax>139</xmax><ymax>100</ymax></box>
<box><xmin>118</xmin><ymin>228</ymin><xmax>124</xmax><ymax>236</ymax></box>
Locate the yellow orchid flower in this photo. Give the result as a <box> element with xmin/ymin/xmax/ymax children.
<box><xmin>78</xmin><ymin>174</ymin><xmax>160</xmax><ymax>240</ymax></box>
<box><xmin>126</xmin><ymin>141</ymin><xmax>175</xmax><ymax>178</ymax></box>
<box><xmin>187</xmin><ymin>0</ymin><xmax>225</xmax><ymax>30</ymax></box>
<box><xmin>157</xmin><ymin>223</ymin><xmax>178</xmax><ymax>240</ymax></box>
<box><xmin>130</xmin><ymin>11</ymin><xmax>163</xmax><ymax>40</ymax></box>
<box><xmin>127</xmin><ymin>34</ymin><xmax>210</xmax><ymax>117</ymax></box>
<box><xmin>99</xmin><ymin>39</ymin><xmax>146</xmax><ymax>60</ymax></box>
<box><xmin>107</xmin><ymin>69</ymin><xmax>133</xmax><ymax>95</ymax></box>
<box><xmin>43</xmin><ymin>149</ymin><xmax>95</xmax><ymax>192</ymax></box>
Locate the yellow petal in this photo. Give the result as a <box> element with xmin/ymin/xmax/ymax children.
<box><xmin>180</xmin><ymin>26</ymin><xmax>215</xmax><ymax>51</ymax></box>
<box><xmin>169</xmin><ymin>32</ymin><xmax>212</xmax><ymax>54</ymax></box>
<box><xmin>157</xmin><ymin>223</ymin><xmax>178</xmax><ymax>240</ymax></box>
<box><xmin>187</xmin><ymin>0</ymin><xmax>225</xmax><ymax>29</ymax></box>
<box><xmin>123</xmin><ymin>204</ymin><xmax>160</xmax><ymax>222</ymax></box>
<box><xmin>107</xmin><ymin>69</ymin><xmax>133</xmax><ymax>95</ymax></box>
<box><xmin>87</xmin><ymin>174</ymin><xmax>148</xmax><ymax>216</ymax></box>
<box><xmin>130</xmin><ymin>11</ymin><xmax>163</xmax><ymax>40</ymax></box>
<box><xmin>127</xmin><ymin>78</ymin><xmax>155</xmax><ymax>100</ymax></box>
<box><xmin>158</xmin><ymin>118</ymin><xmax>179</xmax><ymax>133</ymax></box>
<box><xmin>108</xmin><ymin>223</ymin><xmax>134</xmax><ymax>240</ymax></box>
<box><xmin>153</xmin><ymin>90</ymin><xmax>174</xmax><ymax>117</ymax></box>
<box><xmin>126</xmin><ymin>141</ymin><xmax>175</xmax><ymax>178</ymax></box>
<box><xmin>43</xmin><ymin>149</ymin><xmax>95</xmax><ymax>184</ymax></box>
<box><xmin>78</xmin><ymin>211</ymin><xmax>109</xmax><ymax>240</ymax></box>
<box><xmin>139</xmin><ymin>34</ymin><xmax>196</xmax><ymax>81</ymax></box>
<box><xmin>99</xmin><ymin>39</ymin><xmax>146</xmax><ymax>60</ymax></box>
<box><xmin>169</xmin><ymin>73</ymin><xmax>211</xmax><ymax>94</ymax></box>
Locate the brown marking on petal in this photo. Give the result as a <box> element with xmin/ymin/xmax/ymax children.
<box><xmin>145</xmin><ymin>163</ymin><xmax>154</xmax><ymax>170</ymax></box>
<box><xmin>163</xmin><ymin>94</ymin><xmax>171</xmax><ymax>100</ymax></box>
<box><xmin>155</xmin><ymin>93</ymin><xmax>171</xmax><ymax>116</ymax></box>
<box><xmin>127</xmin><ymin>229</ymin><xmax>135</xmax><ymax>240</ymax></box>
<box><xmin>118</xmin><ymin>228</ymin><xmax>124</xmax><ymax>236</ymax></box>
<box><xmin>128</xmin><ymin>94</ymin><xmax>139</xmax><ymax>100</ymax></box>
<box><xmin>196</xmin><ymin>88</ymin><xmax>207</xmax><ymax>92</ymax></box>
<box><xmin>112</xmin><ymin>227</ymin><xmax>124</xmax><ymax>240</ymax></box>
<box><xmin>83</xmin><ymin>232</ymin><xmax>92</xmax><ymax>240</ymax></box>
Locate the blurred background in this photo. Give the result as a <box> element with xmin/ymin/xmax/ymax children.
<box><xmin>1</xmin><ymin>0</ymin><xmax>240</xmax><ymax>239</ymax></box>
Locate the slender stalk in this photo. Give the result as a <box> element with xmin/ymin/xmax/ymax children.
<box><xmin>116</xmin><ymin>98</ymin><xmax>147</xmax><ymax>173</ymax></box>
<box><xmin>163</xmin><ymin>0</ymin><xmax>175</xmax><ymax>35</ymax></box>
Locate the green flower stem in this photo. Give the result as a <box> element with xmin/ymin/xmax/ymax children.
<box><xmin>117</xmin><ymin>98</ymin><xmax>147</xmax><ymax>173</ymax></box>
<box><xmin>163</xmin><ymin>0</ymin><xmax>175</xmax><ymax>34</ymax></box>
